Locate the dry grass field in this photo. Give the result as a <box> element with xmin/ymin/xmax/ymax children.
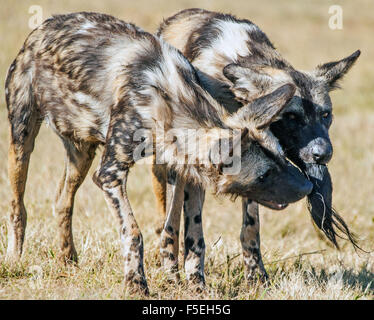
<box><xmin>0</xmin><ymin>0</ymin><xmax>373</xmax><ymax>300</ymax></box>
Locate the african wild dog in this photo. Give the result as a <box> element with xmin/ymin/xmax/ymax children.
<box><xmin>154</xmin><ymin>8</ymin><xmax>361</xmax><ymax>285</ymax></box>
<box><xmin>5</xmin><ymin>12</ymin><xmax>312</xmax><ymax>294</ymax></box>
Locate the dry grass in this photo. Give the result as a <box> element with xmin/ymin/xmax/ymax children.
<box><xmin>0</xmin><ymin>0</ymin><xmax>373</xmax><ymax>300</ymax></box>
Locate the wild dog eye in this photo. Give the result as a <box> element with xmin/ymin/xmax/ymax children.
<box><xmin>285</xmin><ymin>112</ymin><xmax>298</xmax><ymax>121</ymax></box>
<box><xmin>258</xmin><ymin>169</ymin><xmax>271</xmax><ymax>183</ymax></box>
<box><xmin>322</xmin><ymin>111</ymin><xmax>331</xmax><ymax>119</ymax></box>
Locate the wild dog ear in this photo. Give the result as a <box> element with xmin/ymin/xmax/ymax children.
<box><xmin>314</xmin><ymin>50</ymin><xmax>361</xmax><ymax>90</ymax></box>
<box><xmin>240</xmin><ymin>83</ymin><xmax>296</xmax><ymax>130</ymax></box>
<box><xmin>223</xmin><ymin>63</ymin><xmax>273</xmax><ymax>101</ymax></box>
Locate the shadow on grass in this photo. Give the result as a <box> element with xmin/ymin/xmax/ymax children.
<box><xmin>308</xmin><ymin>264</ymin><xmax>374</xmax><ymax>297</ymax></box>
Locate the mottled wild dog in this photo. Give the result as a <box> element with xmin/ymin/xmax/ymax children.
<box><xmin>5</xmin><ymin>12</ymin><xmax>312</xmax><ymax>294</ymax></box>
<box><xmin>155</xmin><ymin>8</ymin><xmax>361</xmax><ymax>284</ymax></box>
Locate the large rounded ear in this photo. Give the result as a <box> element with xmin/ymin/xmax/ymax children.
<box><xmin>223</xmin><ymin>63</ymin><xmax>272</xmax><ymax>101</ymax></box>
<box><xmin>223</xmin><ymin>63</ymin><xmax>248</xmax><ymax>83</ymax></box>
<box><xmin>246</xmin><ymin>83</ymin><xmax>296</xmax><ymax>129</ymax></box>
<box><xmin>314</xmin><ymin>50</ymin><xmax>360</xmax><ymax>90</ymax></box>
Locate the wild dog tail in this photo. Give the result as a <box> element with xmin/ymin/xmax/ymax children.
<box><xmin>305</xmin><ymin>164</ymin><xmax>368</xmax><ymax>253</ymax></box>
<box><xmin>5</xmin><ymin>43</ymin><xmax>39</xmax><ymax>146</ymax></box>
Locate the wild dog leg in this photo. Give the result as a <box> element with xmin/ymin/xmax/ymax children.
<box><xmin>183</xmin><ymin>182</ymin><xmax>206</xmax><ymax>286</ymax></box>
<box><xmin>160</xmin><ymin>170</ymin><xmax>185</xmax><ymax>277</ymax></box>
<box><xmin>94</xmin><ymin>167</ymin><xmax>148</xmax><ymax>295</ymax></box>
<box><xmin>240</xmin><ymin>198</ymin><xmax>268</xmax><ymax>282</ymax></box>
<box><xmin>54</xmin><ymin>140</ymin><xmax>97</xmax><ymax>263</ymax></box>
<box><xmin>93</xmin><ymin>110</ymin><xmax>149</xmax><ymax>295</ymax></box>
<box><xmin>6</xmin><ymin>113</ymin><xmax>41</xmax><ymax>261</ymax></box>
<box><xmin>151</xmin><ymin>161</ymin><xmax>167</xmax><ymax>235</ymax></box>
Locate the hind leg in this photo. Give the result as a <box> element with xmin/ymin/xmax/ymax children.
<box><xmin>54</xmin><ymin>140</ymin><xmax>97</xmax><ymax>263</ymax></box>
<box><xmin>6</xmin><ymin>113</ymin><xmax>41</xmax><ymax>261</ymax></box>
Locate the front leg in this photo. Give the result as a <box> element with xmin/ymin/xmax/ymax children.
<box><xmin>93</xmin><ymin>109</ymin><xmax>149</xmax><ymax>295</ymax></box>
<box><xmin>183</xmin><ymin>182</ymin><xmax>206</xmax><ymax>287</ymax></box>
<box><xmin>94</xmin><ymin>168</ymin><xmax>148</xmax><ymax>295</ymax></box>
<box><xmin>160</xmin><ymin>170</ymin><xmax>185</xmax><ymax>278</ymax></box>
<box><xmin>240</xmin><ymin>198</ymin><xmax>268</xmax><ymax>283</ymax></box>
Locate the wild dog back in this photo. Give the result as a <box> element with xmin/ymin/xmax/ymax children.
<box><xmin>7</xmin><ymin>13</ymin><xmax>151</xmax><ymax>144</ymax></box>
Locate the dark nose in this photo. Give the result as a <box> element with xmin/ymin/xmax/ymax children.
<box><xmin>287</xmin><ymin>164</ymin><xmax>314</xmax><ymax>200</ymax></box>
<box><xmin>311</xmin><ymin>140</ymin><xmax>333</xmax><ymax>164</ymax></box>
<box><xmin>293</xmin><ymin>179</ymin><xmax>313</xmax><ymax>200</ymax></box>
<box><xmin>301</xmin><ymin>180</ymin><xmax>314</xmax><ymax>196</ymax></box>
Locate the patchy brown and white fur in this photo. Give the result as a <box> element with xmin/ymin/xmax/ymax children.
<box><xmin>155</xmin><ymin>8</ymin><xmax>361</xmax><ymax>285</ymax></box>
<box><xmin>5</xmin><ymin>12</ymin><xmax>313</xmax><ymax>294</ymax></box>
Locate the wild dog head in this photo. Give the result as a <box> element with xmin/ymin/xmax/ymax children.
<box><xmin>223</xmin><ymin>50</ymin><xmax>360</xmax><ymax>168</ymax></box>
<box><xmin>223</xmin><ymin>51</ymin><xmax>362</xmax><ymax>250</ymax></box>
<box><xmin>211</xmin><ymin>83</ymin><xmax>313</xmax><ymax>209</ymax></box>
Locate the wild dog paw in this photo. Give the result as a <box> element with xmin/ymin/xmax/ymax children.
<box><xmin>244</xmin><ymin>265</ymin><xmax>269</xmax><ymax>285</ymax></box>
<box><xmin>124</xmin><ymin>272</ymin><xmax>149</xmax><ymax>296</ymax></box>
<box><xmin>186</xmin><ymin>271</ymin><xmax>206</xmax><ymax>293</ymax></box>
